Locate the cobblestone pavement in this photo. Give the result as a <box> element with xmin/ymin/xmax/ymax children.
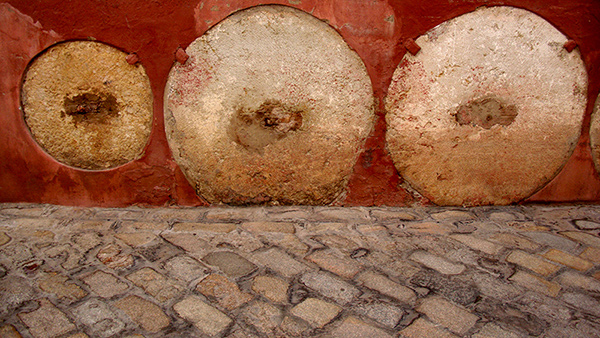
<box><xmin>1</xmin><ymin>204</ymin><xmax>600</xmax><ymax>338</ymax></box>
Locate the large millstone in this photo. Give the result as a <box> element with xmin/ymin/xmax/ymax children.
<box><xmin>165</xmin><ymin>5</ymin><xmax>374</xmax><ymax>205</ymax></box>
<box><xmin>21</xmin><ymin>41</ymin><xmax>153</xmax><ymax>170</ymax></box>
<box><xmin>385</xmin><ymin>6</ymin><xmax>587</xmax><ymax>206</ymax></box>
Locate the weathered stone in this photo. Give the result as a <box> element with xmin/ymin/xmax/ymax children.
<box><xmin>474</xmin><ymin>299</ymin><xmax>548</xmax><ymax>336</ymax></box>
<box><xmin>114</xmin><ymin>295</ymin><xmax>170</xmax><ymax>333</ymax></box>
<box><xmin>252</xmin><ymin>275</ymin><xmax>289</xmax><ymax>303</ymax></box>
<box><xmin>0</xmin><ymin>275</ymin><xmax>36</xmax><ymax>315</ymax></box>
<box><xmin>163</xmin><ymin>255</ymin><xmax>209</xmax><ymax>283</ymax></box>
<box><xmin>509</xmin><ymin>271</ymin><xmax>561</xmax><ymax>297</ymax></box>
<box><xmin>82</xmin><ymin>270</ymin><xmax>129</xmax><ymax>298</ymax></box>
<box><xmin>329</xmin><ymin>316</ymin><xmax>394</xmax><ymax>338</ymax></box>
<box><xmin>119</xmin><ymin>221</ymin><xmax>168</xmax><ymax>231</ymax></box>
<box><xmin>21</xmin><ymin>40</ymin><xmax>153</xmax><ymax>170</ymax></box>
<box><xmin>560</xmin><ymin>231</ymin><xmax>600</xmax><ymax>248</ymax></box>
<box><xmin>137</xmin><ymin>241</ymin><xmax>182</xmax><ymax>262</ymax></box>
<box><xmin>300</xmin><ymin>271</ymin><xmax>361</xmax><ymax>305</ymax></box>
<box><xmin>74</xmin><ymin>299</ymin><xmax>125</xmax><ymax>338</ymax></box>
<box><xmin>574</xmin><ymin>219</ymin><xmax>600</xmax><ymax>230</ymax></box>
<box><xmin>469</xmin><ymin>272</ymin><xmax>521</xmax><ymax>300</ymax></box>
<box><xmin>204</xmin><ymin>208</ymin><xmax>266</xmax><ymax>221</ymax></box>
<box><xmin>290</xmin><ymin>298</ymin><xmax>341</xmax><ymax>328</ymax></box>
<box><xmin>257</xmin><ymin>233</ymin><xmax>309</xmax><ymax>257</ymax></box>
<box><xmin>174</xmin><ymin>296</ymin><xmax>232</xmax><ymax>336</ymax></box>
<box><xmin>514</xmin><ymin>292</ymin><xmax>573</xmax><ymax>324</ymax></box>
<box><xmin>356</xmin><ymin>270</ymin><xmax>416</xmax><ymax>305</ymax></box>
<box><xmin>96</xmin><ymin>244</ymin><xmax>134</xmax><ymax>270</ymax></box>
<box><xmin>164</xmin><ymin>5</ymin><xmax>374</xmax><ymax>205</ymax></box>
<box><xmin>409</xmin><ymin>251</ymin><xmax>465</xmax><ymax>275</ymax></box>
<box><xmin>0</xmin><ymin>231</ymin><xmax>11</xmax><ymax>246</ymax></box>
<box><xmin>38</xmin><ymin>272</ymin><xmax>88</xmax><ymax>302</ymax></box>
<box><xmin>370</xmin><ymin>209</ymin><xmax>418</xmax><ymax>221</ymax></box>
<box><xmin>522</xmin><ymin>232</ymin><xmax>579</xmax><ymax>252</ymax></box>
<box><xmin>196</xmin><ymin>274</ymin><xmax>253</xmax><ymax>310</ymax></box>
<box><xmin>555</xmin><ymin>271</ymin><xmax>600</xmax><ymax>293</ymax></box>
<box><xmin>580</xmin><ymin>246</ymin><xmax>600</xmax><ymax>263</ymax></box>
<box><xmin>354</xmin><ymin>302</ymin><xmax>404</xmax><ymax>328</ymax></box>
<box><xmin>0</xmin><ymin>325</ymin><xmax>22</xmax><ymax>338</ymax></box>
<box><xmin>70</xmin><ymin>220</ymin><xmax>114</xmax><ymax>231</ymax></box>
<box><xmin>43</xmin><ymin>244</ymin><xmax>83</xmax><ymax>270</ymax></box>
<box><xmin>430</xmin><ymin>210</ymin><xmax>475</xmax><ymax>221</ymax></box>
<box><xmin>487</xmin><ymin>233</ymin><xmax>541</xmax><ymax>251</ymax></box>
<box><xmin>476</xmin><ymin>256</ymin><xmax>515</xmax><ymax>278</ymax></box>
<box><xmin>410</xmin><ymin>270</ymin><xmax>479</xmax><ymax>305</ymax></box>
<box><xmin>0</xmin><ymin>243</ymin><xmax>33</xmax><ymax>267</ymax></box>
<box><xmin>240</xmin><ymin>301</ymin><xmax>283</xmax><ymax>335</ymax></box>
<box><xmin>202</xmin><ymin>251</ymin><xmax>257</xmax><ymax>278</ymax></box>
<box><xmin>280</xmin><ymin>315</ymin><xmax>311</xmax><ymax>337</ymax></box>
<box><xmin>115</xmin><ymin>232</ymin><xmax>157</xmax><ymax>247</ymax></box>
<box><xmin>71</xmin><ymin>232</ymin><xmax>102</xmax><ymax>252</ymax></box>
<box><xmin>161</xmin><ymin>232</ymin><xmax>211</xmax><ymax>253</ymax></box>
<box><xmin>401</xmin><ymin>221</ymin><xmax>455</xmax><ymax>235</ymax></box>
<box><xmin>251</xmin><ymin>248</ymin><xmax>309</xmax><ymax>278</ymax></box>
<box><xmin>506</xmin><ymin>250</ymin><xmax>560</xmax><ymax>276</ymax></box>
<box><xmin>312</xmin><ymin>234</ymin><xmax>362</xmax><ymax>253</ymax></box>
<box><xmin>18</xmin><ymin>299</ymin><xmax>76</xmax><ymax>338</ymax></box>
<box><xmin>241</xmin><ymin>221</ymin><xmax>296</xmax><ymax>233</ymax></box>
<box><xmin>305</xmin><ymin>249</ymin><xmax>363</xmax><ymax>279</ymax></box>
<box><xmin>314</xmin><ymin>208</ymin><xmax>371</xmax><ymax>221</ymax></box>
<box><xmin>172</xmin><ymin>222</ymin><xmax>236</xmax><ymax>233</ymax></box>
<box><xmin>416</xmin><ymin>296</ymin><xmax>479</xmax><ymax>335</ymax></box>
<box><xmin>126</xmin><ymin>268</ymin><xmax>183</xmax><ymax>302</ymax></box>
<box><xmin>385</xmin><ymin>6</ymin><xmax>587</xmax><ymax>205</ymax></box>
<box><xmin>450</xmin><ymin>234</ymin><xmax>504</xmax><ymax>255</ymax></box>
<box><xmin>543</xmin><ymin>249</ymin><xmax>593</xmax><ymax>271</ymax></box>
<box><xmin>400</xmin><ymin>318</ymin><xmax>459</xmax><ymax>338</ymax></box>
<box><xmin>472</xmin><ymin>323</ymin><xmax>521</xmax><ymax>338</ymax></box>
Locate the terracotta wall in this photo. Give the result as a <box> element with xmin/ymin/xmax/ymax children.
<box><xmin>1</xmin><ymin>0</ymin><xmax>599</xmax><ymax>207</ymax></box>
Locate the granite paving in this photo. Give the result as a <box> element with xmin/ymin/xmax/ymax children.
<box><xmin>0</xmin><ymin>204</ymin><xmax>600</xmax><ymax>337</ymax></box>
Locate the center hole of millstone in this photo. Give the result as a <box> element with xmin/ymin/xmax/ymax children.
<box><xmin>230</xmin><ymin>99</ymin><xmax>303</xmax><ymax>153</ymax></box>
<box><xmin>454</xmin><ymin>96</ymin><xmax>517</xmax><ymax>129</ymax></box>
<box><xmin>63</xmin><ymin>91</ymin><xmax>119</xmax><ymax>124</ymax></box>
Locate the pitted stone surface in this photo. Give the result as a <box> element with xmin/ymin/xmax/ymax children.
<box><xmin>0</xmin><ymin>204</ymin><xmax>599</xmax><ymax>337</ymax></box>
<box><xmin>164</xmin><ymin>5</ymin><xmax>374</xmax><ymax>205</ymax></box>
<box><xmin>21</xmin><ymin>41</ymin><xmax>153</xmax><ymax>170</ymax></box>
<box><xmin>385</xmin><ymin>6</ymin><xmax>587</xmax><ymax>205</ymax></box>
<box><xmin>591</xmin><ymin>93</ymin><xmax>600</xmax><ymax>173</ymax></box>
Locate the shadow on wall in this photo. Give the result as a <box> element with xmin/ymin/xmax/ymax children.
<box><xmin>1</xmin><ymin>0</ymin><xmax>600</xmax><ymax>207</ymax></box>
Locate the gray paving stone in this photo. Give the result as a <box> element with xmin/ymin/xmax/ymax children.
<box><xmin>555</xmin><ymin>270</ymin><xmax>600</xmax><ymax>293</ymax></box>
<box><xmin>314</xmin><ymin>207</ymin><xmax>370</xmax><ymax>221</ymax></box>
<box><xmin>449</xmin><ymin>234</ymin><xmax>504</xmax><ymax>255</ymax></box>
<box><xmin>0</xmin><ymin>275</ymin><xmax>36</xmax><ymax>316</ymax></box>
<box><xmin>472</xmin><ymin>323</ymin><xmax>521</xmax><ymax>338</ymax></box>
<box><xmin>514</xmin><ymin>292</ymin><xmax>573</xmax><ymax>324</ymax></box>
<box><xmin>416</xmin><ymin>296</ymin><xmax>479</xmax><ymax>335</ymax></box>
<box><xmin>280</xmin><ymin>315</ymin><xmax>311</xmax><ymax>337</ymax></box>
<box><xmin>163</xmin><ymin>255</ymin><xmax>209</xmax><ymax>283</ymax></box>
<box><xmin>290</xmin><ymin>298</ymin><xmax>341</xmax><ymax>328</ymax></box>
<box><xmin>474</xmin><ymin>299</ymin><xmax>548</xmax><ymax>336</ymax></box>
<box><xmin>328</xmin><ymin>316</ymin><xmax>394</xmax><ymax>338</ymax></box>
<box><xmin>522</xmin><ymin>231</ymin><xmax>579</xmax><ymax>252</ymax></box>
<box><xmin>409</xmin><ymin>250</ymin><xmax>466</xmax><ymax>275</ymax></box>
<box><xmin>160</xmin><ymin>232</ymin><xmax>211</xmax><ymax>253</ymax></box>
<box><xmin>251</xmin><ymin>248</ymin><xmax>309</xmax><ymax>278</ymax></box>
<box><xmin>561</xmin><ymin>292</ymin><xmax>600</xmax><ymax>317</ymax></box>
<box><xmin>400</xmin><ymin>318</ymin><xmax>459</xmax><ymax>338</ymax></box>
<box><xmin>74</xmin><ymin>299</ymin><xmax>125</xmax><ymax>338</ymax></box>
<box><xmin>202</xmin><ymin>251</ymin><xmax>257</xmax><ymax>278</ymax></box>
<box><xmin>410</xmin><ymin>270</ymin><xmax>479</xmax><ymax>305</ymax></box>
<box><xmin>305</xmin><ymin>249</ymin><xmax>363</xmax><ymax>279</ymax></box>
<box><xmin>573</xmin><ymin>219</ymin><xmax>600</xmax><ymax>230</ymax></box>
<box><xmin>300</xmin><ymin>271</ymin><xmax>361</xmax><ymax>305</ymax></box>
<box><xmin>354</xmin><ymin>302</ymin><xmax>404</xmax><ymax>328</ymax></box>
<box><xmin>174</xmin><ymin>295</ymin><xmax>232</xmax><ymax>336</ymax></box>
<box><xmin>356</xmin><ymin>270</ymin><xmax>416</xmax><ymax>305</ymax></box>
<box><xmin>82</xmin><ymin>270</ymin><xmax>129</xmax><ymax>298</ymax></box>
<box><xmin>18</xmin><ymin>299</ymin><xmax>76</xmax><ymax>338</ymax></box>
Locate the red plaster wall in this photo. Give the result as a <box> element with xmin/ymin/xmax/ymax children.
<box><xmin>1</xmin><ymin>0</ymin><xmax>599</xmax><ymax>207</ymax></box>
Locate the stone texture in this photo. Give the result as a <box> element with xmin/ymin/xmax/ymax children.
<box><xmin>385</xmin><ymin>6</ymin><xmax>586</xmax><ymax>206</ymax></box>
<box><xmin>82</xmin><ymin>270</ymin><xmax>129</xmax><ymax>298</ymax></box>
<box><xmin>561</xmin><ymin>292</ymin><xmax>600</xmax><ymax>317</ymax></box>
<box><xmin>74</xmin><ymin>299</ymin><xmax>125</xmax><ymax>338</ymax></box>
<box><xmin>126</xmin><ymin>268</ymin><xmax>183</xmax><ymax>302</ymax></box>
<box><xmin>472</xmin><ymin>323</ymin><xmax>521</xmax><ymax>338</ymax></box>
<box><xmin>252</xmin><ymin>248</ymin><xmax>309</xmax><ymax>278</ymax></box>
<box><xmin>356</xmin><ymin>270</ymin><xmax>416</xmax><ymax>305</ymax></box>
<box><xmin>174</xmin><ymin>296</ymin><xmax>232</xmax><ymax>336</ymax></box>
<box><xmin>114</xmin><ymin>295</ymin><xmax>170</xmax><ymax>333</ymax></box>
<box><xmin>474</xmin><ymin>299</ymin><xmax>548</xmax><ymax>336</ymax></box>
<box><xmin>241</xmin><ymin>221</ymin><xmax>296</xmax><ymax>233</ymax></box>
<box><xmin>196</xmin><ymin>274</ymin><xmax>253</xmax><ymax>310</ymax></box>
<box><xmin>543</xmin><ymin>249</ymin><xmax>593</xmax><ymax>271</ymax></box>
<box><xmin>172</xmin><ymin>222</ymin><xmax>236</xmax><ymax>233</ymax></box>
<box><xmin>0</xmin><ymin>275</ymin><xmax>36</xmax><ymax>315</ymax></box>
<box><xmin>580</xmin><ymin>246</ymin><xmax>600</xmax><ymax>263</ymax></box>
<box><xmin>506</xmin><ymin>250</ymin><xmax>560</xmax><ymax>276</ymax></box>
<box><xmin>164</xmin><ymin>5</ymin><xmax>374</xmax><ymax>205</ymax></box>
<box><xmin>560</xmin><ymin>231</ymin><xmax>600</xmax><ymax>247</ymax></box>
<box><xmin>18</xmin><ymin>299</ymin><xmax>76</xmax><ymax>338</ymax></box>
<box><xmin>305</xmin><ymin>249</ymin><xmax>363</xmax><ymax>279</ymax></box>
<box><xmin>555</xmin><ymin>271</ymin><xmax>600</xmax><ymax>293</ymax></box>
<box><xmin>21</xmin><ymin>40</ymin><xmax>153</xmax><ymax>170</ymax></box>
<box><xmin>38</xmin><ymin>272</ymin><xmax>88</xmax><ymax>302</ymax></box>
<box><xmin>115</xmin><ymin>232</ymin><xmax>157</xmax><ymax>247</ymax></box>
<box><xmin>573</xmin><ymin>219</ymin><xmax>600</xmax><ymax>230</ymax></box>
<box><xmin>252</xmin><ymin>275</ymin><xmax>289</xmax><ymax>303</ymax></box>
<box><xmin>0</xmin><ymin>325</ymin><xmax>22</xmax><ymax>338</ymax></box>
<box><xmin>450</xmin><ymin>234</ymin><xmax>503</xmax><ymax>255</ymax></box>
<box><xmin>523</xmin><ymin>232</ymin><xmax>579</xmax><ymax>252</ymax></box>
<box><xmin>0</xmin><ymin>232</ymin><xmax>11</xmax><ymax>246</ymax></box>
<box><xmin>300</xmin><ymin>271</ymin><xmax>361</xmax><ymax>305</ymax></box>
<box><xmin>410</xmin><ymin>270</ymin><xmax>479</xmax><ymax>305</ymax></box>
<box><xmin>416</xmin><ymin>296</ymin><xmax>479</xmax><ymax>335</ymax></box>
<box><xmin>329</xmin><ymin>316</ymin><xmax>394</xmax><ymax>338</ymax></box>
<box><xmin>591</xmin><ymin>92</ymin><xmax>600</xmax><ymax>173</ymax></box>
<box><xmin>240</xmin><ymin>301</ymin><xmax>283</xmax><ymax>335</ymax></box>
<box><xmin>509</xmin><ymin>271</ymin><xmax>561</xmax><ymax>297</ymax></box>
<box><xmin>163</xmin><ymin>255</ymin><xmax>209</xmax><ymax>282</ymax></box>
<box><xmin>290</xmin><ymin>298</ymin><xmax>342</xmax><ymax>328</ymax></box>
<box><xmin>202</xmin><ymin>251</ymin><xmax>257</xmax><ymax>278</ymax></box>
<box><xmin>409</xmin><ymin>250</ymin><xmax>466</xmax><ymax>275</ymax></box>
<box><xmin>96</xmin><ymin>244</ymin><xmax>134</xmax><ymax>270</ymax></box>
<box><xmin>161</xmin><ymin>232</ymin><xmax>211</xmax><ymax>253</ymax></box>
<box><xmin>354</xmin><ymin>303</ymin><xmax>404</xmax><ymax>328</ymax></box>
<box><xmin>400</xmin><ymin>318</ymin><xmax>459</xmax><ymax>338</ymax></box>
<box><xmin>488</xmin><ymin>233</ymin><xmax>541</xmax><ymax>251</ymax></box>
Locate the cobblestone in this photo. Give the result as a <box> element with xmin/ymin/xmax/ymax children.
<box><xmin>1</xmin><ymin>204</ymin><xmax>600</xmax><ymax>337</ymax></box>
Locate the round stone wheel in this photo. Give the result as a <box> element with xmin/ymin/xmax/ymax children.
<box><xmin>21</xmin><ymin>40</ymin><xmax>153</xmax><ymax>170</ymax></box>
<box><xmin>165</xmin><ymin>5</ymin><xmax>374</xmax><ymax>205</ymax></box>
<box><xmin>385</xmin><ymin>6</ymin><xmax>587</xmax><ymax>206</ymax></box>
<box><xmin>591</xmin><ymin>93</ymin><xmax>600</xmax><ymax>173</ymax></box>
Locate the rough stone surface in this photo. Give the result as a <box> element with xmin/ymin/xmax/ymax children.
<box><xmin>385</xmin><ymin>6</ymin><xmax>587</xmax><ymax>205</ymax></box>
<box><xmin>82</xmin><ymin>271</ymin><xmax>129</xmax><ymax>298</ymax></box>
<box><xmin>300</xmin><ymin>271</ymin><xmax>361</xmax><ymax>305</ymax></box>
<box><xmin>252</xmin><ymin>275</ymin><xmax>289</xmax><ymax>304</ymax></box>
<box><xmin>114</xmin><ymin>295</ymin><xmax>170</xmax><ymax>333</ymax></box>
<box><xmin>174</xmin><ymin>295</ymin><xmax>232</xmax><ymax>336</ymax></box>
<box><xmin>126</xmin><ymin>268</ymin><xmax>183</xmax><ymax>302</ymax></box>
<box><xmin>328</xmin><ymin>316</ymin><xmax>394</xmax><ymax>338</ymax></box>
<box><xmin>356</xmin><ymin>270</ymin><xmax>416</xmax><ymax>305</ymax></box>
<box><xmin>353</xmin><ymin>303</ymin><xmax>404</xmax><ymax>328</ymax></box>
<box><xmin>196</xmin><ymin>274</ymin><xmax>253</xmax><ymax>310</ymax></box>
<box><xmin>506</xmin><ymin>250</ymin><xmax>561</xmax><ymax>276</ymax></box>
<box><xmin>543</xmin><ymin>249</ymin><xmax>593</xmax><ymax>271</ymax></box>
<box><xmin>18</xmin><ymin>299</ymin><xmax>76</xmax><ymax>338</ymax></box>
<box><xmin>409</xmin><ymin>250</ymin><xmax>466</xmax><ymax>275</ymax></box>
<box><xmin>509</xmin><ymin>271</ymin><xmax>561</xmax><ymax>297</ymax></box>
<box><xmin>400</xmin><ymin>318</ymin><xmax>459</xmax><ymax>338</ymax></box>
<box><xmin>38</xmin><ymin>272</ymin><xmax>88</xmax><ymax>302</ymax></box>
<box><xmin>21</xmin><ymin>41</ymin><xmax>153</xmax><ymax>170</ymax></box>
<box><xmin>252</xmin><ymin>248</ymin><xmax>309</xmax><ymax>278</ymax></box>
<box><xmin>472</xmin><ymin>323</ymin><xmax>520</xmax><ymax>338</ymax></box>
<box><xmin>163</xmin><ymin>255</ymin><xmax>209</xmax><ymax>282</ymax></box>
<box><xmin>240</xmin><ymin>301</ymin><xmax>283</xmax><ymax>335</ymax></box>
<box><xmin>416</xmin><ymin>296</ymin><xmax>479</xmax><ymax>334</ymax></box>
<box><xmin>290</xmin><ymin>298</ymin><xmax>341</xmax><ymax>328</ymax></box>
<box><xmin>164</xmin><ymin>5</ymin><xmax>374</xmax><ymax>205</ymax></box>
<box><xmin>202</xmin><ymin>251</ymin><xmax>257</xmax><ymax>278</ymax></box>
<box><xmin>73</xmin><ymin>299</ymin><xmax>125</xmax><ymax>338</ymax></box>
